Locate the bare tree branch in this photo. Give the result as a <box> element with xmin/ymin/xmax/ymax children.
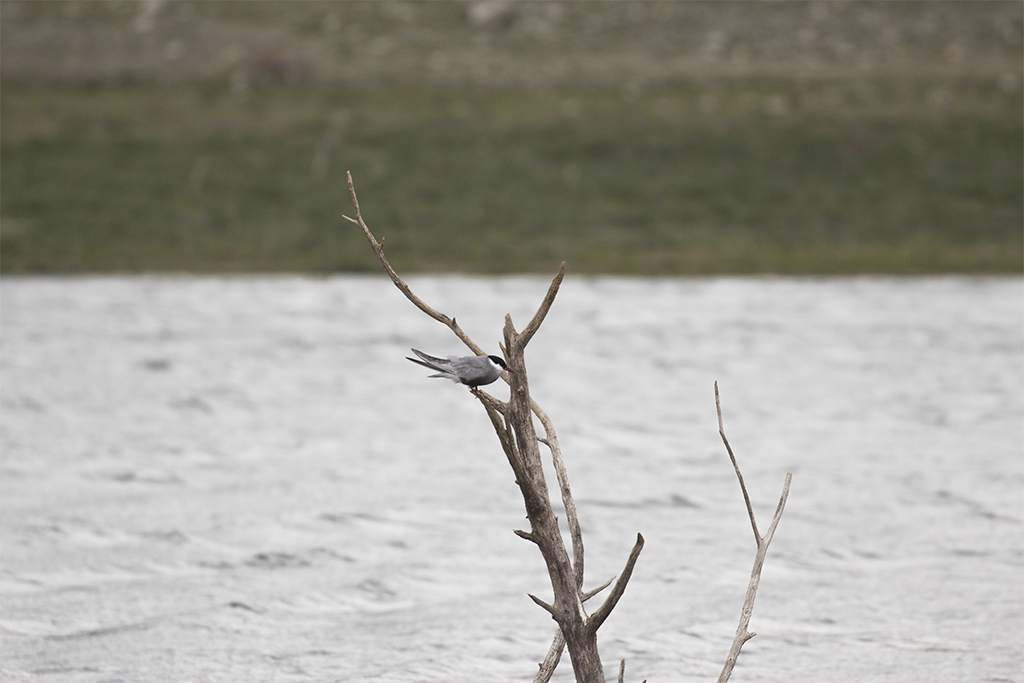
<box><xmin>761</xmin><ymin>472</ymin><xmax>791</xmax><ymax>548</ymax></box>
<box><xmin>515</xmin><ymin>529</ymin><xmax>538</xmax><ymax>544</ymax></box>
<box><xmin>581</xmin><ymin>576</ymin><xmax>616</xmax><ymax>602</ymax></box>
<box><xmin>534</xmin><ymin>630</ymin><xmax>566</xmax><ymax>683</ymax></box>
<box><xmin>347</xmin><ymin>173</ymin><xmax>641</xmax><ymax>683</ymax></box>
<box><xmin>586</xmin><ymin>533</ymin><xmax>645</xmax><ymax>634</ymax></box>
<box><xmin>520</xmin><ymin>262</ymin><xmax>566</xmax><ymax>348</ymax></box>
<box><xmin>715</xmin><ymin>381</ymin><xmax>759</xmax><ymax>543</ymax></box>
<box><xmin>529</xmin><ymin>593</ymin><xmax>558</xmax><ymax>617</ymax></box>
<box><xmin>534</xmin><ymin>401</ymin><xmax>587</xmax><ymax>683</ymax></box>
<box><xmin>475</xmin><ymin>389</ymin><xmax>508</xmax><ymax>415</ymax></box>
<box><xmin>481</xmin><ymin>398</ymin><xmax>524</xmax><ymax>479</ymax></box>
<box><xmin>714</xmin><ymin>381</ymin><xmax>793</xmax><ymax>683</ymax></box>
<box><xmin>343</xmin><ymin>170</ymin><xmax>487</xmax><ymax>357</ymax></box>
<box><xmin>533</xmin><ymin>574</ymin><xmax>616</xmax><ymax>683</ymax></box>
<box><xmin>535</xmin><ymin>407</ymin><xmax>584</xmax><ymax>587</ymax></box>
<box><xmin>501</xmin><ymin>283</ymin><xmax>622</xmax><ymax>683</ymax></box>
<box><xmin>348</xmin><ymin>174</ymin><xmax>794</xmax><ymax>683</ymax></box>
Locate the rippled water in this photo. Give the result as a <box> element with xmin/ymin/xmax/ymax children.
<box><xmin>2</xmin><ymin>275</ymin><xmax>1021</xmax><ymax>683</ymax></box>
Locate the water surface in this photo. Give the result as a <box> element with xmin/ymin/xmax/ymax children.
<box><xmin>2</xmin><ymin>276</ymin><xmax>1021</xmax><ymax>682</ymax></box>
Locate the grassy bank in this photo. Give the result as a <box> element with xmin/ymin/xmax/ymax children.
<box><xmin>1</xmin><ymin>79</ymin><xmax>1021</xmax><ymax>274</ymax></box>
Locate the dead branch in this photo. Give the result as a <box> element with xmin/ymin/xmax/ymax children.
<box><xmin>714</xmin><ymin>382</ymin><xmax>792</xmax><ymax>683</ymax></box>
<box><xmin>500</xmin><ymin>312</ymin><xmax>607</xmax><ymax>682</ymax></box>
<box><xmin>482</xmin><ymin>398</ymin><xmax>526</xmax><ymax>482</ymax></box>
<box><xmin>586</xmin><ymin>533</ymin><xmax>645</xmax><ymax>634</ymax></box>
<box><xmin>716</xmin><ymin>388</ymin><xmax>760</xmax><ymax>543</ymax></box>
<box><xmin>345</xmin><ymin>173</ymin><xmax>797</xmax><ymax>683</ymax></box>
<box><xmin>346</xmin><ymin>173</ymin><xmax>640</xmax><ymax>683</ymax></box>
<box><xmin>534</xmin><ymin>632</ymin><xmax>567</xmax><ymax>682</ymax></box>
<box><xmin>530</xmin><ymin>593</ymin><xmax>558</xmax><ymax>616</ymax></box>
<box><xmin>514</xmin><ymin>529</ymin><xmax>538</xmax><ymax>544</ymax></box>
<box><xmin>581</xmin><ymin>576</ymin><xmax>615</xmax><ymax>602</ymax></box>
<box><xmin>475</xmin><ymin>388</ymin><xmax>508</xmax><ymax>415</ymax></box>
<box><xmin>520</xmin><ymin>262</ymin><xmax>565</xmax><ymax>347</ymax></box>
<box><xmin>534</xmin><ymin>572</ymin><xmax>615</xmax><ymax>683</ymax></box>
<box><xmin>343</xmin><ymin>171</ymin><xmax>486</xmax><ymax>357</ymax></box>
<box><xmin>534</xmin><ymin>399</ymin><xmax>587</xmax><ymax>683</ymax></box>
<box><xmin>536</xmin><ymin>407</ymin><xmax>584</xmax><ymax>587</ymax></box>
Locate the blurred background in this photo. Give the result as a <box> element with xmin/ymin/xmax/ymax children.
<box><xmin>2</xmin><ymin>0</ymin><xmax>1021</xmax><ymax>274</ymax></box>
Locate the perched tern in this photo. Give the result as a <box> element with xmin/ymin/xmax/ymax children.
<box><xmin>407</xmin><ymin>348</ymin><xmax>512</xmax><ymax>391</ymax></box>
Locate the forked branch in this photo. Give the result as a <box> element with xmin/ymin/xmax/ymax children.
<box><xmin>346</xmin><ymin>172</ymin><xmax>639</xmax><ymax>683</ymax></box>
<box><xmin>345</xmin><ymin>173</ymin><xmax>792</xmax><ymax>683</ymax></box>
<box><xmin>714</xmin><ymin>381</ymin><xmax>792</xmax><ymax>683</ymax></box>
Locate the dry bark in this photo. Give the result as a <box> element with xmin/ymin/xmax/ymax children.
<box><xmin>715</xmin><ymin>382</ymin><xmax>792</xmax><ymax>683</ymax></box>
<box><xmin>345</xmin><ymin>173</ymin><xmax>790</xmax><ymax>683</ymax></box>
<box><xmin>344</xmin><ymin>172</ymin><xmax>641</xmax><ymax>683</ymax></box>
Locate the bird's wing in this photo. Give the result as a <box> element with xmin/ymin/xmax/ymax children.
<box><xmin>450</xmin><ymin>355</ymin><xmax>494</xmax><ymax>385</ymax></box>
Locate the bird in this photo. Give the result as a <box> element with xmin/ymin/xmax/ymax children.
<box><xmin>406</xmin><ymin>348</ymin><xmax>513</xmax><ymax>391</ymax></box>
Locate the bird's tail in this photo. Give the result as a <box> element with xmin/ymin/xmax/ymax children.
<box><xmin>406</xmin><ymin>349</ymin><xmax>460</xmax><ymax>382</ymax></box>
<box><xmin>409</xmin><ymin>348</ymin><xmax>448</xmax><ymax>366</ymax></box>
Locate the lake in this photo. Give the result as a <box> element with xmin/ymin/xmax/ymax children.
<box><xmin>1</xmin><ymin>275</ymin><xmax>1021</xmax><ymax>682</ymax></box>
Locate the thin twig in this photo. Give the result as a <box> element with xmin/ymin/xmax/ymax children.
<box><xmin>714</xmin><ymin>382</ymin><xmax>793</xmax><ymax>683</ymax></box>
<box><xmin>762</xmin><ymin>472</ymin><xmax>791</xmax><ymax>548</ymax></box>
<box><xmin>344</xmin><ymin>171</ymin><xmax>486</xmax><ymax>357</ymax></box>
<box><xmin>581</xmin><ymin>575</ymin><xmax>616</xmax><ymax>602</ymax></box>
<box><xmin>535</xmin><ymin>406</ymin><xmax>584</xmax><ymax>587</ymax></box>
<box><xmin>618</xmin><ymin>658</ymin><xmax>626</xmax><ymax>683</ymax></box>
<box><xmin>520</xmin><ymin>262</ymin><xmax>566</xmax><ymax>348</ymax></box>
<box><xmin>717</xmin><ymin>475</ymin><xmax>791</xmax><ymax>683</ymax></box>
<box><xmin>715</xmin><ymin>381</ymin><xmax>760</xmax><ymax>542</ymax></box>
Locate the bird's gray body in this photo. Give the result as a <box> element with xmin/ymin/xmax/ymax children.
<box><xmin>407</xmin><ymin>348</ymin><xmax>509</xmax><ymax>388</ymax></box>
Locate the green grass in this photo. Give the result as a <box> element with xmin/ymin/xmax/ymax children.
<box><xmin>1</xmin><ymin>80</ymin><xmax>1021</xmax><ymax>274</ymax></box>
